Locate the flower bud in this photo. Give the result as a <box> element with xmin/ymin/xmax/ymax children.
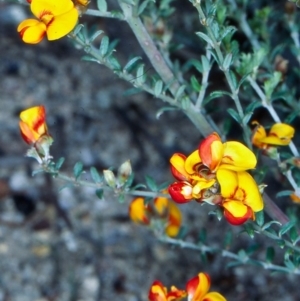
<box><xmin>103</xmin><ymin>170</ymin><xmax>116</xmax><ymax>188</ymax></box>
<box><xmin>117</xmin><ymin>160</ymin><xmax>132</xmax><ymax>184</ymax></box>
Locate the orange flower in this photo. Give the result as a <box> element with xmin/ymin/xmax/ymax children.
<box><xmin>252</xmin><ymin>121</ymin><xmax>295</xmax><ymax>149</ymax></box>
<box><xmin>186</xmin><ymin>273</ymin><xmax>227</xmax><ymax>301</ymax></box>
<box><xmin>19</xmin><ymin>106</ymin><xmax>48</xmax><ymax>144</ymax></box>
<box><xmin>148</xmin><ymin>281</ymin><xmax>187</xmax><ymax>301</ymax></box>
<box><xmin>17</xmin><ymin>0</ymin><xmax>79</xmax><ymax>44</ymax></box>
<box><xmin>129</xmin><ymin>197</ymin><xmax>182</xmax><ymax>237</ymax></box>
<box><xmin>290</xmin><ymin>189</ymin><xmax>300</xmax><ymax>204</ymax></box>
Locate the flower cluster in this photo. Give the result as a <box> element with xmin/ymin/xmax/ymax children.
<box><xmin>148</xmin><ymin>272</ymin><xmax>226</xmax><ymax>301</ymax></box>
<box><xmin>168</xmin><ymin>133</ymin><xmax>263</xmax><ymax>225</ymax></box>
<box><xmin>19</xmin><ymin>105</ymin><xmax>53</xmax><ymax>164</ymax></box>
<box><xmin>129</xmin><ymin>196</ymin><xmax>182</xmax><ymax>237</ymax></box>
<box><xmin>17</xmin><ymin>0</ymin><xmax>89</xmax><ymax>44</ymax></box>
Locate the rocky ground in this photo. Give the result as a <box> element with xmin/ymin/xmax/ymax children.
<box><xmin>0</xmin><ymin>1</ymin><xmax>299</xmax><ymax>301</ymax></box>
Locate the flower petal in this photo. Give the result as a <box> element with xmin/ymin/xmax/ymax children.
<box><xmin>251</xmin><ymin>121</ymin><xmax>267</xmax><ymax>149</ymax></box>
<box><xmin>236</xmin><ymin>172</ymin><xmax>263</xmax><ymax>212</ymax></box>
<box><xmin>185</xmin><ymin>150</ymin><xmax>202</xmax><ymax>175</ymax></box>
<box><xmin>220</xmin><ymin>141</ymin><xmax>257</xmax><ymax>171</ymax></box>
<box><xmin>31</xmin><ymin>0</ymin><xmax>75</xmax><ymax>18</ymax></box>
<box><xmin>166</xmin><ymin>201</ymin><xmax>182</xmax><ymax>237</ymax></box>
<box><xmin>19</xmin><ymin>106</ymin><xmax>47</xmax><ymax>143</ymax></box>
<box><xmin>222</xmin><ymin>200</ymin><xmax>253</xmax><ymax>225</ymax></box>
<box><xmin>216</xmin><ymin>169</ymin><xmax>237</xmax><ymax>199</ymax></box>
<box><xmin>170</xmin><ymin>153</ymin><xmax>190</xmax><ymax>181</ymax></box>
<box><xmin>129</xmin><ymin>197</ymin><xmax>150</xmax><ymax>224</ymax></box>
<box><xmin>149</xmin><ymin>281</ymin><xmax>168</xmax><ymax>301</ymax></box>
<box><xmin>199</xmin><ymin>132</ymin><xmax>223</xmax><ymax>172</ymax></box>
<box><xmin>186</xmin><ymin>273</ymin><xmax>210</xmax><ymax>301</ymax></box>
<box><xmin>46</xmin><ymin>8</ymin><xmax>78</xmax><ymax>40</ymax></box>
<box><xmin>168</xmin><ymin>182</ymin><xmax>194</xmax><ymax>203</ymax></box>
<box><xmin>154</xmin><ymin>197</ymin><xmax>169</xmax><ymax>216</ymax></box>
<box><xmin>17</xmin><ymin>19</ymin><xmax>46</xmax><ymax>44</ymax></box>
<box><xmin>203</xmin><ymin>292</ymin><xmax>227</xmax><ymax>301</ymax></box>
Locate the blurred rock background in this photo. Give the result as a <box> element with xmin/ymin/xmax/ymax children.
<box><xmin>0</xmin><ymin>1</ymin><xmax>299</xmax><ymax>300</ymax></box>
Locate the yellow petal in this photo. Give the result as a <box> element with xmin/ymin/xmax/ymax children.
<box><xmin>220</xmin><ymin>141</ymin><xmax>257</xmax><ymax>171</ymax></box>
<box><xmin>47</xmin><ymin>8</ymin><xmax>78</xmax><ymax>40</ymax></box>
<box><xmin>154</xmin><ymin>197</ymin><xmax>169</xmax><ymax>216</ymax></box>
<box><xmin>170</xmin><ymin>153</ymin><xmax>190</xmax><ymax>181</ymax></box>
<box><xmin>129</xmin><ymin>197</ymin><xmax>150</xmax><ymax>224</ymax></box>
<box><xmin>252</xmin><ymin>121</ymin><xmax>267</xmax><ymax>148</ymax></box>
<box><xmin>187</xmin><ymin>273</ymin><xmax>210</xmax><ymax>301</ymax></box>
<box><xmin>216</xmin><ymin>169</ymin><xmax>237</xmax><ymax>198</ymax></box>
<box><xmin>236</xmin><ymin>172</ymin><xmax>263</xmax><ymax>212</ymax></box>
<box><xmin>259</xmin><ymin>123</ymin><xmax>295</xmax><ymax>146</ymax></box>
<box><xmin>222</xmin><ymin>200</ymin><xmax>249</xmax><ymax>218</ymax></box>
<box><xmin>203</xmin><ymin>292</ymin><xmax>227</xmax><ymax>301</ymax></box>
<box><xmin>166</xmin><ymin>201</ymin><xmax>182</xmax><ymax>237</ymax></box>
<box><xmin>17</xmin><ymin>19</ymin><xmax>46</xmax><ymax>44</ymax></box>
<box><xmin>31</xmin><ymin>0</ymin><xmax>75</xmax><ymax>18</ymax></box>
<box><xmin>185</xmin><ymin>150</ymin><xmax>202</xmax><ymax>175</ymax></box>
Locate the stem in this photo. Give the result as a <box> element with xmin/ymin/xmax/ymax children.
<box><xmin>160</xmin><ymin>236</ymin><xmax>300</xmax><ymax>274</ymax></box>
<box><xmin>84</xmin><ymin>9</ymin><xmax>124</xmax><ymax>19</ymax></box>
<box><xmin>43</xmin><ymin>165</ymin><xmax>167</xmax><ymax>199</ymax></box>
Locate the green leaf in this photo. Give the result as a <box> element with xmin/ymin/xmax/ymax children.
<box><xmin>158</xmin><ymin>181</ymin><xmax>172</xmax><ymax>191</ymax></box>
<box><xmin>228</xmin><ymin>70</ymin><xmax>238</xmax><ymax>91</ymax></box>
<box><xmin>145</xmin><ymin>175</ymin><xmax>158</xmax><ymax>191</ymax></box>
<box><xmin>73</xmin><ymin>24</ymin><xmax>84</xmax><ymax>36</ymax></box>
<box><xmin>100</xmin><ymin>36</ymin><xmax>109</xmax><ymax>57</ymax></box>
<box><xmin>245</xmin><ymin>101</ymin><xmax>261</xmax><ymax>115</ymax></box>
<box><xmin>123</xmin><ymin>57</ymin><xmax>142</xmax><ymax>72</ymax></box>
<box><xmin>255</xmin><ymin>210</ymin><xmax>264</xmax><ymax>227</ymax></box>
<box><xmin>265</xmin><ymin>247</ymin><xmax>275</xmax><ymax>263</ymax></box>
<box><xmin>222</xmin><ymin>53</ymin><xmax>232</xmax><ymax>70</ymax></box>
<box><xmin>156</xmin><ymin>107</ymin><xmax>177</xmax><ymax>119</ymax></box>
<box><xmin>123</xmin><ymin>87</ymin><xmax>143</xmax><ymax>96</ymax></box>
<box><xmin>138</xmin><ymin>0</ymin><xmax>154</xmax><ymax>15</ymax></box>
<box><xmin>263</xmin><ymin>71</ymin><xmax>282</xmax><ymax>99</ymax></box>
<box><xmin>276</xmin><ymin>190</ymin><xmax>294</xmax><ymax>198</ymax></box>
<box><xmin>201</xmin><ymin>55</ymin><xmax>210</xmax><ymax>73</ymax></box>
<box><xmin>123</xmin><ymin>173</ymin><xmax>134</xmax><ymax>189</ymax></box>
<box><xmin>227</xmin><ymin>108</ymin><xmax>241</xmax><ymax>123</ymax></box>
<box><xmin>154</xmin><ymin>80</ymin><xmax>163</xmax><ymax>97</ymax></box>
<box><xmin>32</xmin><ymin>169</ymin><xmax>44</xmax><ymax>177</ymax></box>
<box><xmin>107</xmin><ymin>56</ymin><xmax>121</xmax><ymax>71</ymax></box>
<box><xmin>190</xmin><ymin>76</ymin><xmax>201</xmax><ymax>92</ymax></box>
<box><xmin>55</xmin><ymin>157</ymin><xmax>65</xmax><ymax>170</ymax></box>
<box><xmin>279</xmin><ymin>221</ymin><xmax>296</xmax><ymax>237</ymax></box>
<box><xmin>262</xmin><ymin>220</ymin><xmax>282</xmax><ymax>231</ymax></box>
<box><xmin>243</xmin><ymin>223</ymin><xmax>255</xmax><ymax>239</ymax></box>
<box><xmin>196</xmin><ymin>32</ymin><xmax>214</xmax><ymax>47</ymax></box>
<box><xmin>81</xmin><ymin>55</ymin><xmax>100</xmax><ymax>63</ymax></box>
<box><xmin>136</xmin><ymin>64</ymin><xmax>146</xmax><ymax>85</ymax></box>
<box><xmin>90</xmin><ymin>167</ymin><xmax>102</xmax><ymax>183</ymax></box>
<box><xmin>242</xmin><ymin>112</ymin><xmax>253</xmax><ymax>125</ymax></box>
<box><xmin>203</xmin><ymin>90</ymin><xmax>231</xmax><ymax>106</ymax></box>
<box><xmin>95</xmin><ymin>189</ymin><xmax>104</xmax><ymax>199</ymax></box>
<box><xmin>175</xmin><ymin>85</ymin><xmax>186</xmax><ymax>100</ymax></box>
<box><xmin>73</xmin><ymin>162</ymin><xmax>83</xmax><ymax>180</ymax></box>
<box><xmin>289</xmin><ymin>226</ymin><xmax>298</xmax><ymax>244</ymax></box>
<box><xmin>89</xmin><ymin>30</ymin><xmax>104</xmax><ymax>42</ymax></box>
<box><xmin>97</xmin><ymin>0</ymin><xmax>107</xmax><ymax>12</ymax></box>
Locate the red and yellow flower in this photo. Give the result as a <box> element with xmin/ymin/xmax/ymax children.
<box><xmin>18</xmin><ymin>0</ymin><xmax>79</xmax><ymax>44</ymax></box>
<box><xmin>148</xmin><ymin>281</ymin><xmax>187</xmax><ymax>301</ymax></box>
<box><xmin>19</xmin><ymin>105</ymin><xmax>48</xmax><ymax>144</ymax></box>
<box><xmin>217</xmin><ymin>170</ymin><xmax>263</xmax><ymax>225</ymax></box>
<box><xmin>129</xmin><ymin>196</ymin><xmax>182</xmax><ymax>237</ymax></box>
<box><xmin>252</xmin><ymin>121</ymin><xmax>295</xmax><ymax>149</ymax></box>
<box><xmin>148</xmin><ymin>272</ymin><xmax>226</xmax><ymax>301</ymax></box>
<box><xmin>186</xmin><ymin>273</ymin><xmax>226</xmax><ymax>301</ymax></box>
<box><xmin>168</xmin><ymin>132</ymin><xmax>263</xmax><ymax>225</ymax></box>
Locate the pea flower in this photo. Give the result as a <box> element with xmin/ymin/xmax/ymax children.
<box><xmin>186</xmin><ymin>273</ymin><xmax>227</xmax><ymax>301</ymax></box>
<box><xmin>129</xmin><ymin>196</ymin><xmax>182</xmax><ymax>237</ymax></box>
<box><xmin>168</xmin><ymin>132</ymin><xmax>257</xmax><ymax>204</ymax></box>
<box><xmin>252</xmin><ymin>121</ymin><xmax>295</xmax><ymax>149</ymax></box>
<box><xmin>290</xmin><ymin>188</ymin><xmax>300</xmax><ymax>204</ymax></box>
<box><xmin>148</xmin><ymin>280</ymin><xmax>187</xmax><ymax>301</ymax></box>
<box><xmin>19</xmin><ymin>106</ymin><xmax>53</xmax><ymax>163</ymax></box>
<box><xmin>17</xmin><ymin>0</ymin><xmax>79</xmax><ymax>44</ymax></box>
<box><xmin>217</xmin><ymin>170</ymin><xmax>263</xmax><ymax>225</ymax></box>
<box><xmin>168</xmin><ymin>133</ymin><xmax>263</xmax><ymax>225</ymax></box>
<box><xmin>20</xmin><ymin>106</ymin><xmax>48</xmax><ymax>144</ymax></box>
